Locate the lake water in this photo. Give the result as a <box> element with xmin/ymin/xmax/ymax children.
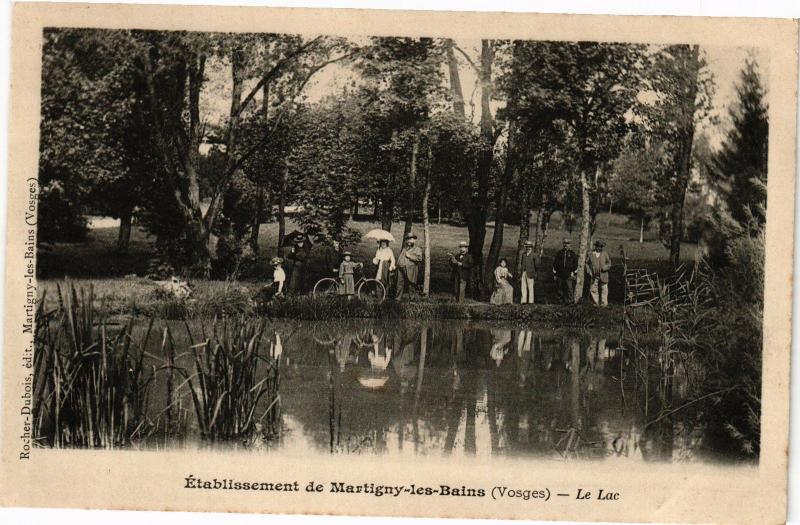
<box><xmin>139</xmin><ymin>319</ymin><xmax>716</xmax><ymax>463</ymax></box>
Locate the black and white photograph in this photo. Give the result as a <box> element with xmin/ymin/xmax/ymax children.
<box><xmin>1</xmin><ymin>3</ymin><xmax>797</xmax><ymax>524</ymax></box>
<box><xmin>31</xmin><ymin>26</ymin><xmax>770</xmax><ymax>461</ymax></box>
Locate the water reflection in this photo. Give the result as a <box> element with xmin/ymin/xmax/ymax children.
<box><xmin>264</xmin><ymin>320</ymin><xmax>705</xmax><ymax>462</ymax></box>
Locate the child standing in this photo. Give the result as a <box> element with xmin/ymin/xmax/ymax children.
<box><xmin>271</xmin><ymin>257</ymin><xmax>286</xmax><ymax>297</ymax></box>
<box><xmin>338</xmin><ymin>251</ymin><xmax>362</xmax><ymax>297</ymax></box>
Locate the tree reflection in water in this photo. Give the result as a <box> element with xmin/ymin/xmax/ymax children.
<box><xmin>229</xmin><ymin>319</ymin><xmax>715</xmax><ymax>461</ymax></box>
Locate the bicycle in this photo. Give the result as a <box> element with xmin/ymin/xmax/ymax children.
<box><xmin>313</xmin><ymin>265</ymin><xmax>387</xmax><ymax>303</ymax></box>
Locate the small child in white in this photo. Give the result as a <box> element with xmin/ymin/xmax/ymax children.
<box><xmin>271</xmin><ymin>257</ymin><xmax>286</xmax><ymax>297</ymax></box>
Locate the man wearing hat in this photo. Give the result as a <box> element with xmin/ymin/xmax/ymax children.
<box><xmin>396</xmin><ymin>233</ymin><xmax>423</xmax><ymax>299</ymax></box>
<box><xmin>449</xmin><ymin>241</ymin><xmax>474</xmax><ymax>303</ymax></box>
<box><xmin>552</xmin><ymin>238</ymin><xmax>578</xmax><ymax>304</ymax></box>
<box><xmin>585</xmin><ymin>239</ymin><xmax>612</xmax><ymax>306</ymax></box>
<box><xmin>519</xmin><ymin>240</ymin><xmax>537</xmax><ymax>304</ymax></box>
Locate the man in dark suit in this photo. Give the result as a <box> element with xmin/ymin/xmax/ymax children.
<box><xmin>552</xmin><ymin>238</ymin><xmax>578</xmax><ymax>304</ymax></box>
<box><xmin>449</xmin><ymin>241</ymin><xmax>473</xmax><ymax>303</ymax></box>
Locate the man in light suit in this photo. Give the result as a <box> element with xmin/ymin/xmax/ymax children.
<box><xmin>519</xmin><ymin>240</ymin><xmax>537</xmax><ymax>304</ymax></box>
<box><xmin>585</xmin><ymin>240</ymin><xmax>612</xmax><ymax>307</ymax></box>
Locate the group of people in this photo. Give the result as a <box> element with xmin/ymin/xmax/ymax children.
<box><xmin>266</xmin><ymin>232</ymin><xmax>613</xmax><ymax>307</ymax></box>
<box><xmin>363</xmin><ymin>234</ymin><xmax>424</xmax><ymax>299</ymax></box>
<box><xmin>264</xmin><ymin>238</ymin><xmax>311</xmax><ymax>298</ymax></box>
<box><xmin>455</xmin><ymin>237</ymin><xmax>612</xmax><ymax>307</ymax></box>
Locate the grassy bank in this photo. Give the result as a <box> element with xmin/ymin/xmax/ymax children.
<box><xmin>37</xmin><ymin>211</ymin><xmax>692</xmax><ymax>324</ymax></box>
<box><xmin>37</xmin><ymin>277</ymin><xmax>624</xmax><ymax>327</ymax></box>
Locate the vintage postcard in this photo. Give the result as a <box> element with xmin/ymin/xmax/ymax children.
<box><xmin>1</xmin><ymin>3</ymin><xmax>797</xmax><ymax>523</ymax></box>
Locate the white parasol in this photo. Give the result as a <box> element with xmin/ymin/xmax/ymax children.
<box><xmin>364</xmin><ymin>229</ymin><xmax>395</xmax><ymax>242</ymax></box>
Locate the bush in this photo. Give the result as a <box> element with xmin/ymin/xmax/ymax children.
<box><xmin>699</xmin><ymin>231</ymin><xmax>763</xmax><ymax>456</ymax></box>
<box><xmin>38</xmin><ymin>180</ymin><xmax>88</xmax><ymax>243</ymax></box>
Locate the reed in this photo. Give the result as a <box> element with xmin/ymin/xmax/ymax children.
<box><xmin>166</xmin><ymin>316</ymin><xmax>281</xmax><ymax>441</ymax></box>
<box><xmin>33</xmin><ymin>284</ymin><xmax>283</xmax><ymax>448</ymax></box>
<box><xmin>33</xmin><ymin>284</ymin><xmax>156</xmax><ymax>448</ymax></box>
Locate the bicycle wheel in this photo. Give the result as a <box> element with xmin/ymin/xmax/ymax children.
<box><xmin>358</xmin><ymin>279</ymin><xmax>386</xmax><ymax>303</ymax></box>
<box><xmin>313</xmin><ymin>278</ymin><xmax>340</xmax><ymax>298</ymax></box>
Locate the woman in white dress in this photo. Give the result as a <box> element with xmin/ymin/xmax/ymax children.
<box><xmin>490</xmin><ymin>258</ymin><xmax>514</xmax><ymax>305</ymax></box>
<box><xmin>372</xmin><ymin>239</ymin><xmax>396</xmax><ymax>286</ymax></box>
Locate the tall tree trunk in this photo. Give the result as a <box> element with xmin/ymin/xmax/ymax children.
<box><xmin>445</xmin><ymin>39</ymin><xmax>466</xmax><ymax>118</ymax></box>
<box><xmin>466</xmin><ymin>40</ymin><xmax>496</xmax><ymax>297</ymax></box>
<box><xmin>574</xmin><ymin>167</ymin><xmax>593</xmax><ymax>303</ymax></box>
<box><xmin>379</xmin><ymin>199</ymin><xmax>393</xmax><ymax>232</ymax></box>
<box><xmin>277</xmin><ymin>165</ymin><xmax>288</xmax><ymax>255</ymax></box>
<box><xmin>205</xmin><ymin>48</ymin><xmax>245</xmax><ymax>248</ymax></box>
<box><xmin>116</xmin><ymin>211</ymin><xmax>133</xmax><ymax>253</ymax></box>
<box><xmin>589</xmin><ymin>165</ymin><xmax>603</xmax><ymax>236</ymax></box>
<box><xmin>404</xmin><ymin>136</ymin><xmax>420</xmax><ymax>240</ymax></box>
<box><xmin>670</xmin><ymin>44</ymin><xmax>701</xmax><ymax>270</ymax></box>
<box><xmin>447</xmin><ymin>38</ymin><xmax>489</xmax><ymax>295</ymax></box>
<box><xmin>422</xmin><ymin>146</ymin><xmax>432</xmax><ymax>295</ymax></box>
<box><xmin>485</xmin><ymin>123</ymin><xmax>515</xmax><ymax>283</ymax></box>
<box><xmin>139</xmin><ymin>48</ymin><xmax>210</xmax><ymax>274</ymax></box>
<box><xmin>536</xmin><ymin>202</ymin><xmax>553</xmax><ymax>260</ymax></box>
<box><xmin>531</xmin><ymin>206</ymin><xmax>541</xmax><ymax>250</ymax></box>
<box><xmin>251</xmin><ymin>75</ymin><xmax>270</xmax><ymax>256</ymax></box>
<box><xmin>639</xmin><ymin>217</ymin><xmax>645</xmax><ymax>244</ymax></box>
<box><xmin>185</xmin><ymin>53</ymin><xmax>210</xmax><ymax>275</ymax></box>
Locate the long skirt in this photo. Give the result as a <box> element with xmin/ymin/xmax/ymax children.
<box><xmin>288</xmin><ymin>262</ymin><xmax>304</xmax><ymax>293</ymax></box>
<box><xmin>490</xmin><ymin>280</ymin><xmax>514</xmax><ymax>305</ymax></box>
<box><xmin>340</xmin><ymin>274</ymin><xmax>355</xmax><ymax>295</ymax></box>
<box><xmin>376</xmin><ymin>261</ymin><xmax>391</xmax><ymax>284</ymax></box>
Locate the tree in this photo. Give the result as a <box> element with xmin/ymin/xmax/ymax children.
<box><xmin>129</xmin><ymin>31</ymin><xmax>348</xmax><ymax>274</ymax></box>
<box><xmin>644</xmin><ymin>45</ymin><xmax>715</xmax><ymax>269</ymax></box>
<box><xmin>507</xmin><ymin>41</ymin><xmax>643</xmax><ymax>302</ymax></box>
<box><xmin>446</xmin><ymin>40</ymin><xmax>505</xmax><ymax>293</ymax></box>
<box><xmin>288</xmin><ymin>99</ymin><xmax>362</xmax><ymax>250</ymax></box>
<box><xmin>609</xmin><ymin>143</ymin><xmax>662</xmax><ymax>243</ymax></box>
<box><xmin>713</xmin><ymin>55</ymin><xmax>768</xmax><ymax>231</ymax></box>
<box><xmin>38</xmin><ymin>29</ymin><xmax>148</xmax><ymax>248</ymax></box>
<box><xmin>355</xmin><ymin>37</ymin><xmax>444</xmax><ymax>235</ymax></box>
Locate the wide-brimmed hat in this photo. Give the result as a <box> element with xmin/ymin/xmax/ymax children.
<box><xmin>405</xmin><ymin>234</ymin><xmax>417</xmax><ymax>241</ymax></box>
<box><xmin>562</xmin><ymin>238</ymin><xmax>571</xmax><ymax>244</ymax></box>
<box><xmin>524</xmin><ymin>240</ymin><xmax>534</xmax><ymax>247</ymax></box>
<box><xmin>270</xmin><ymin>257</ymin><xmax>284</xmax><ymax>265</ymax></box>
<box><xmin>342</xmin><ymin>251</ymin><xmax>352</xmax><ymax>256</ymax></box>
<box><xmin>594</xmin><ymin>240</ymin><xmax>605</xmax><ymax>248</ymax></box>
<box><xmin>458</xmin><ymin>241</ymin><xmax>468</xmax><ymax>248</ymax></box>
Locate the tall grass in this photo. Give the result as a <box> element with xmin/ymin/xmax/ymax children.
<box><xmin>34</xmin><ymin>284</ymin><xmax>282</xmax><ymax>448</ymax></box>
<box><xmin>164</xmin><ymin>317</ymin><xmax>281</xmax><ymax>441</ymax></box>
<box><xmin>33</xmin><ymin>285</ymin><xmax>156</xmax><ymax>448</ymax></box>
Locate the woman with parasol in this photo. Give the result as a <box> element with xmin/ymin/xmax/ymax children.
<box><xmin>365</xmin><ymin>229</ymin><xmax>396</xmax><ymax>290</ymax></box>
